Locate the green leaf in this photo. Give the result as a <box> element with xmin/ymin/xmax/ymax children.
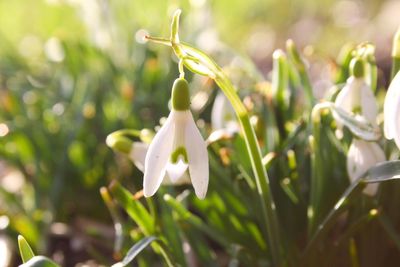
<box><xmin>109</xmin><ymin>181</ymin><xmax>154</xmax><ymax>235</ymax></box>
<box><xmin>163</xmin><ymin>194</ymin><xmax>230</xmax><ymax>248</ymax></box>
<box><xmin>365</xmin><ymin>160</ymin><xmax>400</xmax><ymax>183</ymax></box>
<box><xmin>111</xmin><ymin>236</ymin><xmax>157</xmax><ymax>267</ymax></box>
<box><xmin>18</xmin><ymin>256</ymin><xmax>59</xmax><ymax>267</ymax></box>
<box><xmin>18</xmin><ymin>235</ymin><xmax>35</xmax><ymax>263</ymax></box>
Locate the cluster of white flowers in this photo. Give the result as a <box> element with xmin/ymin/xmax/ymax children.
<box><xmin>119</xmin><ymin>58</ymin><xmax>400</xmax><ymax>199</ymax></box>
<box><xmin>334</xmin><ymin>57</ymin><xmax>400</xmax><ymax>195</ymax></box>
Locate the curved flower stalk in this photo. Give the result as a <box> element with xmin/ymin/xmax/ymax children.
<box><xmin>347</xmin><ymin>139</ymin><xmax>386</xmax><ymax>196</ymax></box>
<box><xmin>143</xmin><ymin>78</ymin><xmax>208</xmax><ymax>199</ymax></box>
<box><xmin>384</xmin><ymin>71</ymin><xmax>400</xmax><ymax>150</ymax></box>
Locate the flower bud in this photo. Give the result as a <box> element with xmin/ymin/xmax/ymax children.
<box><xmin>171</xmin><ymin>78</ymin><xmax>190</xmax><ymax>111</ymax></box>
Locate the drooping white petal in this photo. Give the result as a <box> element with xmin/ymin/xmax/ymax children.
<box><xmin>129</xmin><ymin>142</ymin><xmax>148</xmax><ymax>172</ymax></box>
<box><xmin>143</xmin><ymin>113</ymin><xmax>175</xmax><ymax>197</ymax></box>
<box><xmin>166</xmin><ymin>158</ymin><xmax>189</xmax><ymax>183</ymax></box>
<box><xmin>185</xmin><ymin>114</ymin><xmax>209</xmax><ymax>199</ymax></box>
<box><xmin>384</xmin><ymin>72</ymin><xmax>400</xmax><ymax>142</ymax></box>
<box><xmin>360</xmin><ymin>82</ymin><xmax>378</xmax><ymax>124</ymax></box>
<box><xmin>335</xmin><ymin>79</ymin><xmax>356</xmax><ymax>113</ymax></box>
<box><xmin>335</xmin><ymin>77</ymin><xmax>378</xmax><ymax>129</ymax></box>
<box><xmin>347</xmin><ymin>139</ymin><xmax>385</xmax><ymax>196</ymax></box>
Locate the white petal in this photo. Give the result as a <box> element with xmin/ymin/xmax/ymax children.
<box><xmin>384</xmin><ymin>72</ymin><xmax>400</xmax><ymax>140</ymax></box>
<box><xmin>335</xmin><ymin>77</ymin><xmax>357</xmax><ymax>113</ymax></box>
<box><xmin>360</xmin><ymin>82</ymin><xmax>378</xmax><ymax>124</ymax></box>
<box><xmin>347</xmin><ymin>139</ymin><xmax>385</xmax><ymax>196</ymax></box>
<box><xmin>129</xmin><ymin>142</ymin><xmax>148</xmax><ymax>172</ymax></box>
<box><xmin>163</xmin><ymin>172</ymin><xmax>191</xmax><ymax>185</ymax></box>
<box><xmin>393</xmin><ymin>98</ymin><xmax>400</xmax><ymax>150</ymax></box>
<box><xmin>166</xmin><ymin>158</ymin><xmax>189</xmax><ymax>183</ymax></box>
<box><xmin>143</xmin><ymin>113</ymin><xmax>175</xmax><ymax>197</ymax></box>
<box><xmin>334</xmin><ymin>79</ymin><xmax>355</xmax><ymax>129</ymax></box>
<box><xmin>363</xmin><ymin>183</ymin><xmax>379</xmax><ymax>196</ymax></box>
<box><xmin>185</xmin><ymin>113</ymin><xmax>209</xmax><ymax>199</ymax></box>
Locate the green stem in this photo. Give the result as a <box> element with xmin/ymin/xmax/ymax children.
<box><xmin>213</xmin><ymin>73</ymin><xmax>284</xmax><ymax>266</ymax></box>
<box><xmin>286</xmin><ymin>39</ymin><xmax>315</xmax><ymax>108</ymax></box>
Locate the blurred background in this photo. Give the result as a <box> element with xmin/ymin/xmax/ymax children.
<box><xmin>0</xmin><ymin>0</ymin><xmax>399</xmax><ymax>266</ymax></box>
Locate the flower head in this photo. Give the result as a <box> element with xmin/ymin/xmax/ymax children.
<box><xmin>384</xmin><ymin>71</ymin><xmax>400</xmax><ymax>149</ymax></box>
<box><xmin>347</xmin><ymin>139</ymin><xmax>385</xmax><ymax>196</ymax></box>
<box><xmin>334</xmin><ymin>58</ymin><xmax>378</xmax><ymax>125</ymax></box>
<box><xmin>143</xmin><ymin>78</ymin><xmax>209</xmax><ymax>199</ymax></box>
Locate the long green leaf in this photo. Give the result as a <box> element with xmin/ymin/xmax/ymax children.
<box><xmin>19</xmin><ymin>256</ymin><xmax>59</xmax><ymax>267</ymax></box>
<box><xmin>111</xmin><ymin>236</ymin><xmax>157</xmax><ymax>267</ymax></box>
<box><xmin>18</xmin><ymin>235</ymin><xmax>35</xmax><ymax>263</ymax></box>
<box><xmin>365</xmin><ymin>160</ymin><xmax>400</xmax><ymax>182</ymax></box>
<box><xmin>109</xmin><ymin>181</ymin><xmax>154</xmax><ymax>235</ymax></box>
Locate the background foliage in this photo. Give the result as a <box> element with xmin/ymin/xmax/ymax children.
<box><xmin>0</xmin><ymin>0</ymin><xmax>400</xmax><ymax>266</ymax></box>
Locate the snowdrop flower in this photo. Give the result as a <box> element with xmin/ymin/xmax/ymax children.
<box><xmin>347</xmin><ymin>139</ymin><xmax>385</xmax><ymax>196</ymax></box>
<box><xmin>106</xmin><ymin>129</ymin><xmax>190</xmax><ymax>185</ymax></box>
<box><xmin>383</xmin><ymin>71</ymin><xmax>400</xmax><ymax>149</ymax></box>
<box><xmin>334</xmin><ymin>58</ymin><xmax>378</xmax><ymax>126</ymax></box>
<box><xmin>144</xmin><ymin>78</ymin><xmax>209</xmax><ymax>199</ymax></box>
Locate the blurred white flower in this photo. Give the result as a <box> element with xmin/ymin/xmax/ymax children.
<box><xmin>144</xmin><ymin>78</ymin><xmax>209</xmax><ymax>199</ymax></box>
<box><xmin>347</xmin><ymin>139</ymin><xmax>385</xmax><ymax>196</ymax></box>
<box><xmin>335</xmin><ymin>76</ymin><xmax>378</xmax><ymax>125</ymax></box>
<box><xmin>383</xmin><ymin>71</ymin><xmax>400</xmax><ymax>149</ymax></box>
<box><xmin>211</xmin><ymin>92</ymin><xmax>239</xmax><ymax>131</ymax></box>
<box><xmin>44</xmin><ymin>37</ymin><xmax>65</xmax><ymax>62</ymax></box>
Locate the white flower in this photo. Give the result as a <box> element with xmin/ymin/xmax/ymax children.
<box><xmin>334</xmin><ymin>58</ymin><xmax>384</xmax><ymax>195</ymax></box>
<box><xmin>334</xmin><ymin>76</ymin><xmax>378</xmax><ymax>125</ymax></box>
<box><xmin>347</xmin><ymin>139</ymin><xmax>385</xmax><ymax>196</ymax></box>
<box><xmin>383</xmin><ymin>71</ymin><xmax>400</xmax><ymax>149</ymax></box>
<box><xmin>143</xmin><ymin>78</ymin><xmax>209</xmax><ymax>199</ymax></box>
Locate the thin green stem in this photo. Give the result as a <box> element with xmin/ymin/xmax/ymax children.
<box><xmin>286</xmin><ymin>39</ymin><xmax>315</xmax><ymax>108</ymax></box>
<box><xmin>213</xmin><ymin>72</ymin><xmax>284</xmax><ymax>266</ymax></box>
